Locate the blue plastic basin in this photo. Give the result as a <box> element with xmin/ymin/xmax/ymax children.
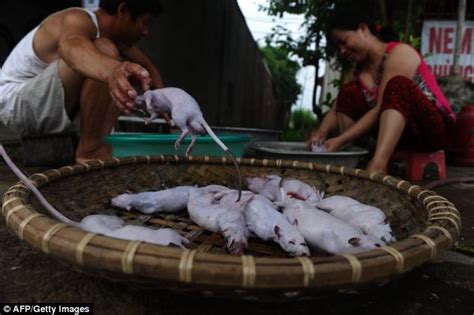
<box><xmin>105</xmin><ymin>133</ymin><xmax>252</xmax><ymax>157</ymax></box>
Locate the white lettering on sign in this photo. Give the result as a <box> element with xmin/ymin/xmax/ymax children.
<box><xmin>421</xmin><ymin>20</ymin><xmax>474</xmax><ymax>82</ymax></box>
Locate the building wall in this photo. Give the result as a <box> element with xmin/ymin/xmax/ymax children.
<box><xmin>139</xmin><ymin>0</ymin><xmax>279</xmax><ymax>129</ymax></box>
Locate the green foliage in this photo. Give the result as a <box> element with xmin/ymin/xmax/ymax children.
<box><xmin>321</xmin><ymin>91</ymin><xmax>336</xmax><ymax>109</ymax></box>
<box><xmin>280</xmin><ymin>128</ymin><xmax>309</xmax><ymax>141</ymax></box>
<box><xmin>281</xmin><ymin>109</ymin><xmax>317</xmax><ymax>141</ymax></box>
<box><xmin>289</xmin><ymin>108</ymin><xmax>317</xmax><ymax>129</ymax></box>
<box><xmin>264</xmin><ymin>0</ymin><xmax>355</xmax><ymax>68</ymax></box>
<box><xmin>259</xmin><ymin>45</ymin><xmax>302</xmax><ymax>111</ymax></box>
<box><xmin>398</xmin><ymin>34</ymin><xmax>422</xmax><ymax>50</ymax></box>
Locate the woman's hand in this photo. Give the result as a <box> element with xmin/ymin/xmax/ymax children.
<box><xmin>324</xmin><ymin>137</ymin><xmax>344</xmax><ymax>152</ymax></box>
<box><xmin>306</xmin><ymin>129</ymin><xmax>327</xmax><ymax>150</ymax></box>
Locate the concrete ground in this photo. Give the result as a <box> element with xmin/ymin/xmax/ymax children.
<box><xmin>0</xmin><ymin>147</ymin><xmax>473</xmax><ymax>314</ymax></box>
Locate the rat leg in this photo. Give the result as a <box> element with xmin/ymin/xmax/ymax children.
<box><xmin>145</xmin><ymin>112</ymin><xmax>159</xmax><ymax>125</ymax></box>
<box><xmin>189</xmin><ymin>120</ymin><xmax>206</xmax><ymax>135</ymax></box>
<box><xmin>175</xmin><ymin>128</ymin><xmax>189</xmax><ymax>150</ymax></box>
<box><xmin>185</xmin><ymin>132</ymin><xmax>197</xmax><ymax>156</ymax></box>
<box><xmin>186</xmin><ymin>122</ymin><xmax>202</xmax><ymax>156</ymax></box>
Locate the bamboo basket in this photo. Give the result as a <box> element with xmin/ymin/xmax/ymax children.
<box><xmin>1</xmin><ymin>155</ymin><xmax>461</xmax><ymax>300</ymax></box>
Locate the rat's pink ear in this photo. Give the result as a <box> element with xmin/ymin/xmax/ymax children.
<box><xmin>348</xmin><ymin>237</ymin><xmax>361</xmax><ymax>246</ymax></box>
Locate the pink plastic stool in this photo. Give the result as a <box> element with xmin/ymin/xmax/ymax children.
<box><xmin>390</xmin><ymin>150</ymin><xmax>447</xmax><ymax>181</ymax></box>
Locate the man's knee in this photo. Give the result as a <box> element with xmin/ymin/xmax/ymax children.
<box><xmin>93</xmin><ymin>38</ymin><xmax>120</xmax><ymax>59</ymax></box>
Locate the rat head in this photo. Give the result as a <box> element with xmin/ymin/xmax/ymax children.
<box><xmin>226</xmin><ymin>235</ymin><xmax>248</xmax><ymax>255</ymax></box>
<box><xmin>245</xmin><ymin>176</ymin><xmax>267</xmax><ymax>193</ymax></box>
<box><xmin>274</xmin><ymin>225</ymin><xmax>310</xmax><ymax>256</ymax></box>
<box><xmin>245</xmin><ymin>175</ymin><xmax>281</xmax><ymax>192</ymax></box>
<box><xmin>370</xmin><ymin>223</ymin><xmax>396</xmax><ymax>244</ymax></box>
<box><xmin>135</xmin><ymin>94</ymin><xmax>146</xmax><ymax>107</ymax></box>
<box><xmin>152</xmin><ymin>228</ymin><xmax>189</xmax><ymax>249</ymax></box>
<box><xmin>134</xmin><ymin>92</ymin><xmax>152</xmax><ymax>113</ymax></box>
<box><xmin>338</xmin><ymin>234</ymin><xmax>383</xmax><ymax>254</ymax></box>
<box><xmin>110</xmin><ymin>194</ymin><xmax>134</xmax><ymax>211</ymax></box>
<box><xmin>217</xmin><ymin>211</ymin><xmax>249</xmax><ymax>255</ymax></box>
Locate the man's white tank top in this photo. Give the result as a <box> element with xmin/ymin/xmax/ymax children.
<box><xmin>0</xmin><ymin>8</ymin><xmax>100</xmax><ymax>104</ymax></box>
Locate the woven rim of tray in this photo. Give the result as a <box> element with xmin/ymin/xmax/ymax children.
<box><xmin>1</xmin><ymin>155</ymin><xmax>461</xmax><ymax>290</ymax></box>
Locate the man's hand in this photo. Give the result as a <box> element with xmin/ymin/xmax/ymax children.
<box><xmin>108</xmin><ymin>61</ymin><xmax>151</xmax><ymax>114</ymax></box>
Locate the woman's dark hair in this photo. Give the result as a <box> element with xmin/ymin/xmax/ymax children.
<box><xmin>99</xmin><ymin>0</ymin><xmax>163</xmax><ymax>20</ymax></box>
<box><xmin>326</xmin><ymin>6</ymin><xmax>398</xmax><ymax>43</ymax></box>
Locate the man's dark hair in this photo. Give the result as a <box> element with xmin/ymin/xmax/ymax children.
<box><xmin>99</xmin><ymin>0</ymin><xmax>163</xmax><ymax>20</ymax></box>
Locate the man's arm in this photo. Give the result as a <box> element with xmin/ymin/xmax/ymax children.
<box><xmin>121</xmin><ymin>46</ymin><xmax>164</xmax><ymax>89</ymax></box>
<box><xmin>57</xmin><ymin>10</ymin><xmax>149</xmax><ymax>113</ymax></box>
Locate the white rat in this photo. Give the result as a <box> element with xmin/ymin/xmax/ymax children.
<box><xmin>111</xmin><ymin>186</ymin><xmax>198</xmax><ymax>214</ymax></box>
<box><xmin>187</xmin><ymin>189</ymin><xmax>254</xmax><ymax>255</ymax></box>
<box><xmin>0</xmin><ymin>145</ymin><xmax>189</xmax><ymax>248</ymax></box>
<box><xmin>246</xmin><ymin>175</ymin><xmax>323</xmax><ymax>206</ymax></box>
<box><xmin>79</xmin><ymin>214</ymin><xmax>126</xmax><ymax>233</ymax></box>
<box><xmin>245</xmin><ymin>175</ymin><xmax>282</xmax><ymax>202</ymax></box>
<box><xmin>310</xmin><ymin>141</ymin><xmax>327</xmax><ymax>153</ymax></box>
<box><xmin>219</xmin><ymin>190</ymin><xmax>310</xmax><ymax>256</ymax></box>
<box><xmin>275</xmin><ymin>195</ymin><xmax>383</xmax><ymax>254</ymax></box>
<box><xmin>107</xmin><ymin>225</ymin><xmax>189</xmax><ymax>248</ymax></box>
<box><xmin>317</xmin><ymin>195</ymin><xmax>396</xmax><ymax>244</ymax></box>
<box><xmin>79</xmin><ymin>214</ymin><xmax>189</xmax><ymax>248</ymax></box>
<box><xmin>111</xmin><ymin>185</ymin><xmax>232</xmax><ymax>215</ymax></box>
<box><xmin>135</xmin><ymin>87</ymin><xmax>242</xmax><ymax>200</ymax></box>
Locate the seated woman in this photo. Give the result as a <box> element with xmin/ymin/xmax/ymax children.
<box><xmin>307</xmin><ymin>8</ymin><xmax>456</xmax><ymax>174</ymax></box>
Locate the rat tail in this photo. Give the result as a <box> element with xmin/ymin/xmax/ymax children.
<box><xmin>0</xmin><ymin>144</ymin><xmax>77</xmax><ymax>226</ymax></box>
<box><xmin>200</xmin><ymin>120</ymin><xmax>242</xmax><ymax>202</ymax></box>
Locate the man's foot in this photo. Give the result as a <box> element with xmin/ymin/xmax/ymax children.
<box><xmin>75</xmin><ymin>143</ymin><xmax>112</xmax><ymax>163</ymax></box>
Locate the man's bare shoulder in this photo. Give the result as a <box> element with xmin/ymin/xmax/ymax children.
<box><xmin>44</xmin><ymin>7</ymin><xmax>97</xmax><ymax>38</ymax></box>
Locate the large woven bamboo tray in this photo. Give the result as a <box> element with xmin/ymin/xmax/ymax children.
<box><xmin>1</xmin><ymin>156</ymin><xmax>461</xmax><ymax>300</ymax></box>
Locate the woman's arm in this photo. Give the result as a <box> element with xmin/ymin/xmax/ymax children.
<box><xmin>319</xmin><ymin>101</ymin><xmax>339</xmax><ymax>135</ymax></box>
<box><xmin>306</xmin><ymin>100</ymin><xmax>338</xmax><ymax>148</ymax></box>
<box><xmin>327</xmin><ymin>44</ymin><xmax>420</xmax><ymax>151</ymax></box>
